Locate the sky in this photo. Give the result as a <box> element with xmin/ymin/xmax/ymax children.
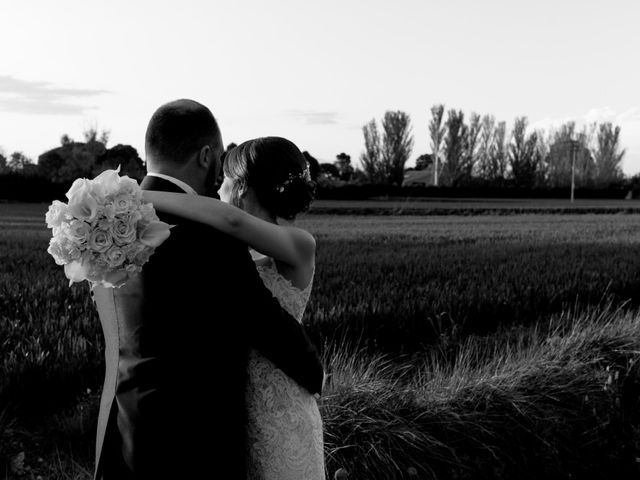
<box><xmin>0</xmin><ymin>0</ymin><xmax>639</xmax><ymax>173</ymax></box>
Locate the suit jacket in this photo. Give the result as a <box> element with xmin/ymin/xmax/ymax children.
<box><xmin>92</xmin><ymin>176</ymin><xmax>324</xmax><ymax>479</ymax></box>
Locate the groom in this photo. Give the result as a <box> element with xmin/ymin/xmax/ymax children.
<box><xmin>92</xmin><ymin>99</ymin><xmax>324</xmax><ymax>479</ymax></box>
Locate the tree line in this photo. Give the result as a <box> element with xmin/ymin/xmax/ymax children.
<box><xmin>0</xmin><ymin>110</ymin><xmax>631</xmax><ymax>202</ymax></box>
<box><xmin>315</xmin><ymin>106</ymin><xmax>627</xmax><ymax>190</ymax></box>
<box><xmin>0</xmin><ymin>127</ymin><xmax>146</xmax><ymax>183</ymax></box>
<box><xmin>423</xmin><ymin>106</ymin><xmax>626</xmax><ymax>189</ymax></box>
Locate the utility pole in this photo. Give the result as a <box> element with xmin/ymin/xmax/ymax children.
<box><xmin>570</xmin><ymin>140</ymin><xmax>577</xmax><ymax>203</ymax></box>
<box><xmin>434</xmin><ymin>152</ymin><xmax>438</xmax><ymax>186</ymax></box>
<box><xmin>561</xmin><ymin>138</ymin><xmax>578</xmax><ymax>203</ymax></box>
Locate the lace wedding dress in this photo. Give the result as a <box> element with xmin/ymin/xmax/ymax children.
<box><xmin>246</xmin><ymin>252</ymin><xmax>326</xmax><ymax>480</ymax></box>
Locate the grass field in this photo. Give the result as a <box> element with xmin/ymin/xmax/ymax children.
<box><xmin>298</xmin><ymin>212</ymin><xmax>640</xmax><ymax>353</ymax></box>
<box><xmin>3</xmin><ymin>201</ymin><xmax>640</xmax><ymax>478</ymax></box>
<box><xmin>310</xmin><ymin>198</ymin><xmax>640</xmax><ymax>215</ymax></box>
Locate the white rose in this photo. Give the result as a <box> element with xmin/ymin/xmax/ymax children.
<box><xmin>45</xmin><ymin>201</ymin><xmax>69</xmax><ymax>229</ymax></box>
<box><xmin>48</xmin><ymin>238</ymin><xmax>82</xmax><ymax>265</ymax></box>
<box><xmin>123</xmin><ymin>242</ymin><xmax>145</xmax><ymax>261</ymax></box>
<box><xmin>104</xmin><ymin>246</ymin><xmax>126</xmax><ymax>268</ymax></box>
<box><xmin>48</xmin><ymin>238</ymin><xmax>68</xmax><ymax>265</ymax></box>
<box><xmin>113</xmin><ymin>194</ymin><xmax>134</xmax><ymax>214</ymax></box>
<box><xmin>139</xmin><ymin>203</ymin><xmax>159</xmax><ymax>222</ymax></box>
<box><xmin>118</xmin><ymin>176</ymin><xmax>141</xmax><ymax>197</ymax></box>
<box><xmin>88</xmin><ymin>229</ymin><xmax>113</xmax><ymax>253</ymax></box>
<box><xmin>96</xmin><ymin>216</ymin><xmax>113</xmax><ymax>231</ymax></box>
<box><xmin>65</xmin><ymin>219</ymin><xmax>91</xmax><ymax>245</ymax></box>
<box><xmin>112</xmin><ymin>215</ymin><xmax>138</xmax><ymax>246</ymax></box>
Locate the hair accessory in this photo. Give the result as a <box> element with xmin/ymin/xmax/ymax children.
<box><xmin>276</xmin><ymin>165</ymin><xmax>312</xmax><ymax>193</ymax></box>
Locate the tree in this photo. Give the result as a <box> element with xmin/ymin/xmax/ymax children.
<box><xmin>463</xmin><ymin>112</ymin><xmax>481</xmax><ymax>180</ymax></box>
<box><xmin>546</xmin><ymin>122</ymin><xmax>593</xmax><ymax>188</ymax></box>
<box><xmin>441</xmin><ymin>109</ymin><xmax>468</xmax><ymax>186</ymax></box>
<box><xmin>415</xmin><ymin>153</ymin><xmax>433</xmax><ymax>171</ymax></box>
<box><xmin>508</xmin><ymin>117</ymin><xmax>539</xmax><ymax>188</ymax></box>
<box><xmin>83</xmin><ymin>125</ymin><xmax>110</xmax><ymax>146</ymax></box>
<box><xmin>8</xmin><ymin>151</ymin><xmax>33</xmax><ymax>171</ymax></box>
<box><xmin>592</xmin><ymin>123</ymin><xmax>625</xmax><ymax>187</ymax></box>
<box><xmin>93</xmin><ymin>144</ymin><xmax>146</xmax><ymax>181</ymax></box>
<box><xmin>334</xmin><ymin>152</ymin><xmax>354</xmax><ymax>181</ymax></box>
<box><xmin>350</xmin><ymin>168</ymin><xmax>368</xmax><ymax>184</ymax></box>
<box><xmin>575</xmin><ymin>124</ymin><xmax>597</xmax><ymax>187</ymax></box>
<box><xmin>428</xmin><ymin>105</ymin><xmax>446</xmax><ymax>186</ymax></box>
<box><xmin>381</xmin><ymin>110</ymin><xmax>414</xmax><ymax>185</ymax></box>
<box><xmin>38</xmin><ymin>141</ymin><xmax>106</xmax><ymax>183</ymax></box>
<box><xmin>534</xmin><ymin>130</ymin><xmax>551</xmax><ymax>187</ymax></box>
<box><xmin>360</xmin><ymin>119</ymin><xmax>383</xmax><ymax>183</ymax></box>
<box><xmin>490</xmin><ymin>121</ymin><xmax>508</xmax><ymax>182</ymax></box>
<box><xmin>0</xmin><ymin>150</ymin><xmax>6</xmax><ymax>173</ymax></box>
<box><xmin>476</xmin><ymin>115</ymin><xmax>495</xmax><ymax>180</ymax></box>
<box><xmin>319</xmin><ymin>163</ymin><xmax>340</xmax><ymax>178</ymax></box>
<box><xmin>60</xmin><ymin>134</ymin><xmax>73</xmax><ymax>146</ymax></box>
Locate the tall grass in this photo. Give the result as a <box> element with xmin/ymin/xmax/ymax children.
<box><xmin>0</xmin><ymin>227</ymin><xmax>103</xmax><ymax>418</ymax></box>
<box><xmin>8</xmin><ymin>304</ymin><xmax>640</xmax><ymax>479</ymax></box>
<box><xmin>321</xmin><ymin>303</ymin><xmax>640</xmax><ymax>479</ymax></box>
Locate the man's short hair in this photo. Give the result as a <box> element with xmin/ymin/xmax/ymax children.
<box><xmin>145</xmin><ymin>99</ymin><xmax>221</xmax><ymax>163</ymax></box>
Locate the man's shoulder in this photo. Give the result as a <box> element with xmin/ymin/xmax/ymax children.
<box><xmin>148</xmin><ymin>212</ymin><xmax>247</xmax><ymax>277</ymax></box>
<box><xmin>158</xmin><ymin>211</ymin><xmax>237</xmax><ymax>247</ymax></box>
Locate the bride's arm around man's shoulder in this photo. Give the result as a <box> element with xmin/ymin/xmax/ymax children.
<box><xmin>143</xmin><ymin>190</ymin><xmax>316</xmax><ymax>269</ymax></box>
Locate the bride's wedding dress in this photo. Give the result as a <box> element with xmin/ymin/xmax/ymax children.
<box><xmin>246</xmin><ymin>252</ymin><xmax>326</xmax><ymax>480</ymax></box>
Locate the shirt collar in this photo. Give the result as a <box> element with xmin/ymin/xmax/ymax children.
<box><xmin>146</xmin><ymin>172</ymin><xmax>198</xmax><ymax>195</ymax></box>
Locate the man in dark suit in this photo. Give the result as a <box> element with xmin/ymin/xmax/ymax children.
<box><xmin>92</xmin><ymin>99</ymin><xmax>324</xmax><ymax>479</ymax></box>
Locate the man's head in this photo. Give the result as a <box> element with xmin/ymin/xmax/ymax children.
<box><xmin>145</xmin><ymin>99</ymin><xmax>224</xmax><ymax>194</ymax></box>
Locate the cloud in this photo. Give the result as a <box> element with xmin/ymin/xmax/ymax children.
<box><xmin>284</xmin><ymin>109</ymin><xmax>339</xmax><ymax>125</ymax></box>
<box><xmin>582</xmin><ymin>107</ymin><xmax>617</xmax><ymax>123</ymax></box>
<box><xmin>582</xmin><ymin>106</ymin><xmax>640</xmax><ymax>125</ymax></box>
<box><xmin>531</xmin><ymin>107</ymin><xmax>640</xmax><ymax>135</ymax></box>
<box><xmin>529</xmin><ymin>116</ymin><xmax>573</xmax><ymax>131</ymax></box>
<box><xmin>0</xmin><ymin>75</ymin><xmax>110</xmax><ymax>116</ymax></box>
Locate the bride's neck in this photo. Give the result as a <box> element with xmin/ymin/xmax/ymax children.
<box><xmin>241</xmin><ymin>188</ymin><xmax>277</xmax><ymax>224</ymax></box>
<box><xmin>244</xmin><ymin>201</ymin><xmax>277</xmax><ymax>225</ymax></box>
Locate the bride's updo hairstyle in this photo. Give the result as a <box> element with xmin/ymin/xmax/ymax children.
<box><xmin>223</xmin><ymin>137</ymin><xmax>316</xmax><ymax>220</ymax></box>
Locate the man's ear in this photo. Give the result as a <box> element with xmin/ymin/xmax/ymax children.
<box><xmin>198</xmin><ymin>145</ymin><xmax>212</xmax><ymax>169</ymax></box>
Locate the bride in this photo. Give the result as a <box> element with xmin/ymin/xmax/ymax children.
<box><xmin>143</xmin><ymin>136</ymin><xmax>326</xmax><ymax>479</ymax></box>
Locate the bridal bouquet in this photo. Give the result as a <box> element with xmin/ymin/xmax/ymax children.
<box><xmin>46</xmin><ymin>168</ymin><xmax>171</xmax><ymax>288</ymax></box>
